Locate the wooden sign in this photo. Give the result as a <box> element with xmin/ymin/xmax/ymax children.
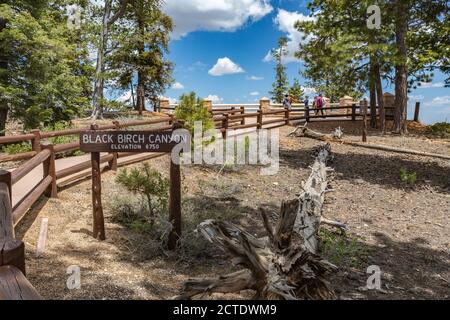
<box><xmin>81</xmin><ymin>124</ymin><xmax>186</xmax><ymax>250</ymax></box>
<box><xmin>80</xmin><ymin>130</ymin><xmax>189</xmax><ymax>153</ymax></box>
